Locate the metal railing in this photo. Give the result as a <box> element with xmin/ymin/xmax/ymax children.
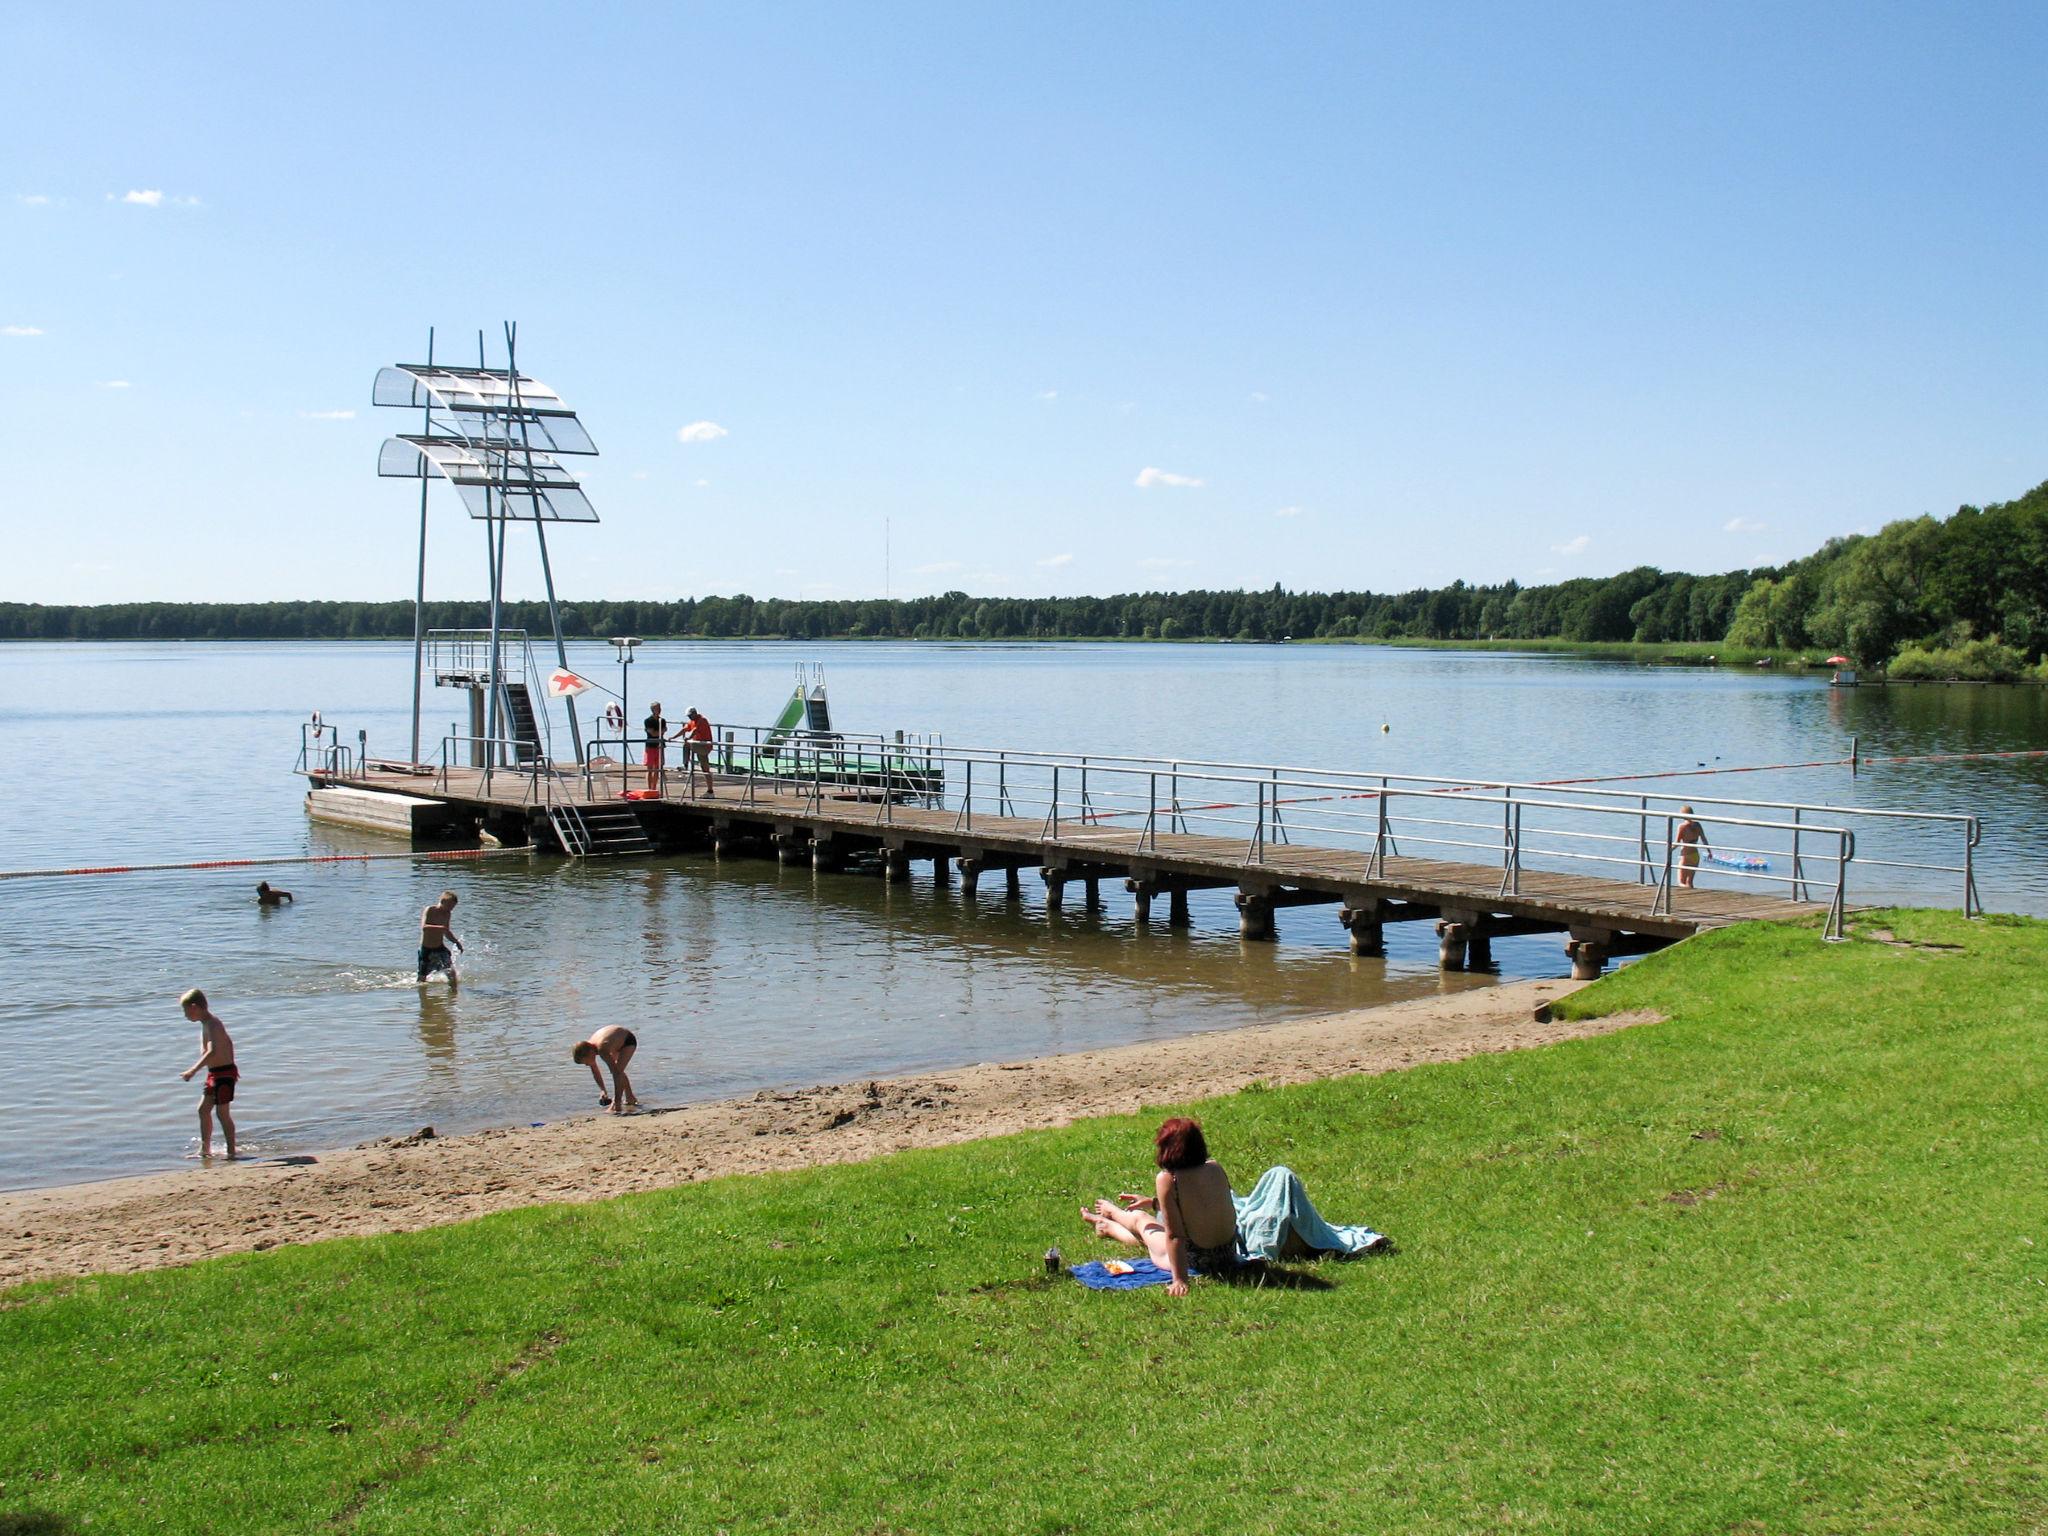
<box><xmin>320</xmin><ymin>715</ymin><xmax>1984</xmax><ymax>932</ymax></box>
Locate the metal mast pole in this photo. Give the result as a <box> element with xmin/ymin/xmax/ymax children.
<box><xmin>481</xmin><ymin>329</ymin><xmax>503</xmax><ymax>769</ymax></box>
<box><xmin>504</xmin><ymin>322</ymin><xmax>584</xmax><ymax>764</ymax></box>
<box><xmin>408</xmin><ymin>326</ymin><xmax>435</xmax><ymax>764</ymax></box>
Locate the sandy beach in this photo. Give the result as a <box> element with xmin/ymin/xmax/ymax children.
<box><xmin>0</xmin><ymin>976</ymin><xmax>1646</xmax><ymax>1289</ymax></box>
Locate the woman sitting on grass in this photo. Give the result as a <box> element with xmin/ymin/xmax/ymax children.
<box><xmin>1081</xmin><ymin>1116</ymin><xmax>1241</xmax><ymax>1296</ymax></box>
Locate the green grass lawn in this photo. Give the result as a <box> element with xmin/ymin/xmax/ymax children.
<box><xmin>4</xmin><ymin>911</ymin><xmax>2043</xmax><ymax>1534</ymax></box>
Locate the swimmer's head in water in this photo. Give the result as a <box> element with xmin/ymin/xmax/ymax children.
<box><xmin>572</xmin><ymin>1042</ymin><xmax>596</xmax><ymax>1065</ymax></box>
<box><xmin>180</xmin><ymin>987</ymin><xmax>208</xmax><ymax>1012</ymax></box>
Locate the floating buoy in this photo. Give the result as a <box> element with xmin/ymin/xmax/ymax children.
<box><xmin>1380</xmin><ymin>723</ymin><xmax>1390</xmax><ymax>734</ymax></box>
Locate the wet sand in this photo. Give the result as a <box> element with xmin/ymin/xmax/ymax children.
<box><xmin>0</xmin><ymin>977</ymin><xmax>1647</xmax><ymax>1289</ymax></box>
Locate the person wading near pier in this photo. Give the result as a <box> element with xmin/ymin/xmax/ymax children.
<box><xmin>177</xmin><ymin>988</ymin><xmax>239</xmax><ymax>1160</ymax></box>
<box><xmin>643</xmin><ymin>703</ymin><xmax>669</xmax><ymax>793</ymax></box>
<box><xmin>1676</xmin><ymin>807</ymin><xmax>1712</xmax><ymax>889</ymax></box>
<box><xmin>418</xmin><ymin>890</ymin><xmax>464</xmax><ymax>987</ymax></box>
<box><xmin>572</xmin><ymin>1024</ymin><xmax>639</xmax><ymax>1113</ymax></box>
<box><xmin>681</xmin><ymin>706</ymin><xmax>716</xmax><ymax>796</ymax></box>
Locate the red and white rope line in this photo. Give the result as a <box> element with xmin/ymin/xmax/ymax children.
<box><xmin>0</xmin><ymin>846</ymin><xmax>514</xmax><ymax>883</ymax></box>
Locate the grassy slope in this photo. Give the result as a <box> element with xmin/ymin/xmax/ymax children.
<box><xmin>3</xmin><ymin>912</ymin><xmax>2043</xmax><ymax>1534</ymax></box>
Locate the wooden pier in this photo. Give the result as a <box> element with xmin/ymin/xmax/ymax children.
<box><xmin>296</xmin><ymin>737</ymin><xmax>1963</xmax><ymax>978</ymax></box>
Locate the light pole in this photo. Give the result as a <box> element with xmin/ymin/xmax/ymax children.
<box><xmin>610</xmin><ymin>636</ymin><xmax>642</xmax><ymax>769</ymax></box>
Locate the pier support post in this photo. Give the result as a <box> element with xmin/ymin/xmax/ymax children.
<box><xmin>1467</xmin><ymin>929</ymin><xmax>1494</xmax><ymax>970</ymax></box>
<box><xmin>1436</xmin><ymin>921</ymin><xmax>1471</xmax><ymax>971</ymax></box>
<box><xmin>883</xmin><ymin>849</ymin><xmax>911</xmax><ymax>884</ymax></box>
<box><xmin>958</xmin><ymin>857</ymin><xmax>983</xmax><ymax>898</ymax></box>
<box><xmin>1084</xmin><ymin>876</ymin><xmax>1101</xmax><ymax>912</ymax></box>
<box><xmin>1126</xmin><ymin>877</ymin><xmax>1155</xmax><ymax>924</ymax></box>
<box><xmin>1169</xmin><ymin>887</ymin><xmax>1191</xmax><ymax>927</ymax></box>
<box><xmin>812</xmin><ymin>838</ymin><xmax>842</xmax><ymax>873</ymax></box>
<box><xmin>1339</xmin><ymin>906</ymin><xmax>1385</xmax><ymax>956</ymax></box>
<box><xmin>932</xmin><ymin>854</ymin><xmax>952</xmax><ymax>888</ymax></box>
<box><xmin>773</xmin><ymin>830</ymin><xmax>808</xmax><ymax>866</ymax></box>
<box><xmin>1565</xmin><ymin>932</ymin><xmax>1611</xmax><ymax>980</ymax></box>
<box><xmin>1005</xmin><ymin>865</ymin><xmax>1022</xmax><ymax>898</ymax></box>
<box><xmin>1042</xmin><ymin>868</ymin><xmax>1067</xmax><ymax>912</ymax></box>
<box><xmin>1236</xmin><ymin>889</ymin><xmax>1276</xmax><ymax>941</ymax></box>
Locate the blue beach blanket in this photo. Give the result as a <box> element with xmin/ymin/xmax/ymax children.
<box><xmin>1068</xmin><ymin>1259</ymin><xmax>1197</xmax><ymax>1290</ymax></box>
<box><xmin>1232</xmin><ymin>1165</ymin><xmax>1386</xmax><ymax>1261</ymax></box>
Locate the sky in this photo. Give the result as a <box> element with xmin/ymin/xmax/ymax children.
<box><xmin>4</xmin><ymin>2</ymin><xmax>2044</xmax><ymax>605</ymax></box>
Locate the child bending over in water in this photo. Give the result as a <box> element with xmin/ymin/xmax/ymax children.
<box><xmin>572</xmin><ymin>1024</ymin><xmax>639</xmax><ymax>1114</ymax></box>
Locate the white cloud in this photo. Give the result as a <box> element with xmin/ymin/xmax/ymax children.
<box><xmin>1273</xmin><ymin>505</ymin><xmax>1302</xmax><ymax>518</ymax></box>
<box><xmin>119</xmin><ymin>189</ymin><xmax>165</xmax><ymax>207</ymax></box>
<box><xmin>1551</xmin><ymin>534</ymin><xmax>1591</xmax><ymax>556</ymax></box>
<box><xmin>631</xmin><ymin>470</ymin><xmax>649</xmax><ymax>481</ymax></box>
<box><xmin>1134</xmin><ymin>466</ymin><xmax>1203</xmax><ymax>489</ymax></box>
<box><xmin>1723</xmin><ymin>516</ymin><xmax>1767</xmax><ymax>533</ymax></box>
<box><xmin>18</xmin><ymin>194</ymin><xmax>50</xmax><ymax>207</ymax></box>
<box><xmin>1137</xmin><ymin>556</ymin><xmax>1192</xmax><ymax>571</ymax></box>
<box><xmin>773</xmin><ymin>566</ymin><xmax>802</xmax><ymax>578</ymax></box>
<box><xmin>298</xmin><ymin>408</ymin><xmax>356</xmax><ymax>421</ymax></box>
<box><xmin>693</xmin><ymin>477</ymin><xmax>710</xmax><ymax>488</ymax></box>
<box><xmin>1249</xmin><ymin>391</ymin><xmax>1269</xmax><ymax>403</ymax></box>
<box><xmin>98</xmin><ymin>379</ymin><xmax>132</xmax><ymax>389</ymax></box>
<box><xmin>913</xmin><ymin>560</ymin><xmax>963</xmax><ymax>576</ymax></box>
<box><xmin>1</xmin><ymin>325</ymin><xmax>44</xmax><ymax>337</ymax></box>
<box><xmin>1035</xmin><ymin>389</ymin><xmax>1058</xmax><ymax>401</ymax></box>
<box><xmin>1036</xmin><ymin>553</ymin><xmax>1074</xmax><ymax>569</ymax></box>
<box><xmin>676</xmin><ymin>420</ymin><xmax>728</xmax><ymax>444</ymax></box>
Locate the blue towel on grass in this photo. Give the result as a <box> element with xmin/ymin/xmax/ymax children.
<box><xmin>1232</xmin><ymin>1165</ymin><xmax>1386</xmax><ymax>1261</ymax></box>
<box><xmin>1069</xmin><ymin>1259</ymin><xmax>1200</xmax><ymax>1290</ymax></box>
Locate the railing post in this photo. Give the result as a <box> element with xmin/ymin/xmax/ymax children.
<box><xmin>1251</xmin><ymin>779</ymin><xmax>1266</xmax><ymax>864</ymax></box>
<box><xmin>1826</xmin><ymin>830</ymin><xmax>1850</xmax><ymax>940</ymax></box>
<box><xmin>1147</xmin><ymin>772</ymin><xmax>1157</xmax><ymax>853</ymax></box>
<box><xmin>1638</xmin><ymin>795</ymin><xmax>1651</xmax><ymax>884</ymax></box>
<box><xmin>962</xmin><ymin>758</ymin><xmax>974</xmax><ymax>833</ymax></box>
<box><xmin>1171</xmin><ymin>765</ymin><xmax>1182</xmax><ymax>833</ymax></box>
<box><xmin>1372</xmin><ymin>789</ymin><xmax>1388</xmax><ymax>877</ymax></box>
<box><xmin>1653</xmin><ymin>817</ymin><xmax>1675</xmax><ymax>915</ymax></box>
<box><xmin>1964</xmin><ymin>820</ymin><xmax>1980</xmax><ymax>918</ymax></box>
<box><xmin>1512</xmin><ymin>801</ymin><xmax>1522</xmax><ymax>895</ymax></box>
<box><xmin>1791</xmin><ymin>806</ymin><xmax>1806</xmax><ymax>902</ymax></box>
<box><xmin>1049</xmin><ymin>765</ymin><xmax>1061</xmax><ymax>839</ymax></box>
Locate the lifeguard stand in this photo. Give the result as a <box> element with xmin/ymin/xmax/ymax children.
<box><xmin>373</xmin><ymin>324</ymin><xmax>601</xmax><ymax>774</ymax></box>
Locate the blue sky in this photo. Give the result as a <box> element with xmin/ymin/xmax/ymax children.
<box><xmin>4</xmin><ymin>2</ymin><xmax>2043</xmax><ymax>604</ymax></box>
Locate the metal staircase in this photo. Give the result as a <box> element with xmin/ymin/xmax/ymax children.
<box><xmin>547</xmin><ymin>803</ymin><xmax>654</xmax><ymax>858</ymax></box>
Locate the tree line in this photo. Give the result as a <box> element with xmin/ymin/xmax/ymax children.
<box><xmin>7</xmin><ymin>479</ymin><xmax>2043</xmax><ymax>670</ymax></box>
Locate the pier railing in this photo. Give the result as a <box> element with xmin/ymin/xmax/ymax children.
<box><xmin>328</xmin><ymin>719</ymin><xmax>1984</xmax><ymax>929</ymax></box>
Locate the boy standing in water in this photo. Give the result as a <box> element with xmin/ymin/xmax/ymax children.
<box><xmin>418</xmin><ymin>890</ymin><xmax>464</xmax><ymax>987</ymax></box>
<box><xmin>178</xmin><ymin>988</ymin><xmax>239</xmax><ymax>1159</ymax></box>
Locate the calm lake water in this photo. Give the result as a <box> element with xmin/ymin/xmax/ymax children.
<box><xmin>3</xmin><ymin>640</ymin><xmax>2042</xmax><ymax>1190</ymax></box>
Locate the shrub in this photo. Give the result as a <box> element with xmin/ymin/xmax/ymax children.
<box><xmin>1885</xmin><ymin>636</ymin><xmax>2029</xmax><ymax>681</ymax></box>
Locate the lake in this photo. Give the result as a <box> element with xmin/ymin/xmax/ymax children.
<box><xmin>3</xmin><ymin>639</ymin><xmax>2041</xmax><ymax>1190</ymax></box>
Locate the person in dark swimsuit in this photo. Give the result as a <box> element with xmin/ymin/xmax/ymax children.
<box><xmin>573</xmin><ymin>1024</ymin><xmax>639</xmax><ymax>1113</ymax></box>
<box><xmin>177</xmin><ymin>987</ymin><xmax>240</xmax><ymax>1159</ymax></box>
<box><xmin>643</xmin><ymin>704</ymin><xmax>668</xmax><ymax>794</ymax></box>
<box><xmin>418</xmin><ymin>890</ymin><xmax>463</xmax><ymax>986</ymax></box>
<box><xmin>1081</xmin><ymin>1117</ymin><xmax>1240</xmax><ymax>1295</ymax></box>
<box><xmin>256</xmin><ymin>881</ymin><xmax>293</xmax><ymax>906</ymax></box>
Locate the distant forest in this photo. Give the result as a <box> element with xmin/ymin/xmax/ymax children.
<box><xmin>8</xmin><ymin>479</ymin><xmax>2045</xmax><ymax>673</ymax></box>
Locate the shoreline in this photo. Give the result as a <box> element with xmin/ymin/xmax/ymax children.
<box><xmin>0</xmin><ymin>977</ymin><xmax>1643</xmax><ymax>1290</ymax></box>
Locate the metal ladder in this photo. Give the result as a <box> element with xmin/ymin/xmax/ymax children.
<box><xmin>548</xmin><ymin>803</ymin><xmax>654</xmax><ymax>858</ymax></box>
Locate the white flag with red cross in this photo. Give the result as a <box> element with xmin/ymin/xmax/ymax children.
<box><xmin>547</xmin><ymin>668</ymin><xmax>595</xmax><ymax>699</ymax></box>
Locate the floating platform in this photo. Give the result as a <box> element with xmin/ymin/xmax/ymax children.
<box><xmin>305</xmin><ymin>785</ymin><xmax>473</xmax><ymax>841</ymax></box>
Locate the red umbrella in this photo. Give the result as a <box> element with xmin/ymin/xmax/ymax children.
<box><xmin>1825</xmin><ymin>654</ymin><xmax>1851</xmax><ymax>666</ymax></box>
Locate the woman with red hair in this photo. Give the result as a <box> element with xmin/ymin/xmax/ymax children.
<box><xmin>1081</xmin><ymin>1116</ymin><xmax>1241</xmax><ymax>1296</ymax></box>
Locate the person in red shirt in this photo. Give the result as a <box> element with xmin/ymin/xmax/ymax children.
<box><xmin>681</xmin><ymin>707</ymin><xmax>716</xmax><ymax>796</ymax></box>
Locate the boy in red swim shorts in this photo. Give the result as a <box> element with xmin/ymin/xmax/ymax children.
<box><xmin>178</xmin><ymin>987</ymin><xmax>239</xmax><ymax>1159</ymax></box>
